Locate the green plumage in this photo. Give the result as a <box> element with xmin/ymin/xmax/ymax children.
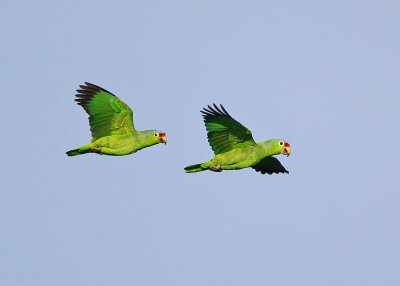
<box><xmin>67</xmin><ymin>82</ymin><xmax>166</xmax><ymax>156</ymax></box>
<box><xmin>184</xmin><ymin>104</ymin><xmax>291</xmax><ymax>175</ymax></box>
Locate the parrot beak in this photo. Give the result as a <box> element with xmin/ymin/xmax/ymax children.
<box><xmin>281</xmin><ymin>146</ymin><xmax>291</xmax><ymax>156</ymax></box>
<box><xmin>159</xmin><ymin>136</ymin><xmax>167</xmax><ymax>145</ymax></box>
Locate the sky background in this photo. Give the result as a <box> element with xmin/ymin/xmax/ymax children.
<box><xmin>1</xmin><ymin>1</ymin><xmax>399</xmax><ymax>285</ymax></box>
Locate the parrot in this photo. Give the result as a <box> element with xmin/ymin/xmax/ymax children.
<box><xmin>184</xmin><ymin>104</ymin><xmax>291</xmax><ymax>174</ymax></box>
<box><xmin>66</xmin><ymin>82</ymin><xmax>166</xmax><ymax>156</ymax></box>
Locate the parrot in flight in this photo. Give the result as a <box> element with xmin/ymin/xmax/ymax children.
<box><xmin>184</xmin><ymin>104</ymin><xmax>291</xmax><ymax>174</ymax></box>
<box><xmin>66</xmin><ymin>82</ymin><xmax>166</xmax><ymax>156</ymax></box>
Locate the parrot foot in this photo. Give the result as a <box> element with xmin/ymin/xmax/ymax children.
<box><xmin>209</xmin><ymin>165</ymin><xmax>222</xmax><ymax>172</ymax></box>
<box><xmin>91</xmin><ymin>147</ymin><xmax>101</xmax><ymax>153</ymax></box>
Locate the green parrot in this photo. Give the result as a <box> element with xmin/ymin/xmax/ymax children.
<box><xmin>184</xmin><ymin>104</ymin><xmax>291</xmax><ymax>174</ymax></box>
<box><xmin>66</xmin><ymin>82</ymin><xmax>166</xmax><ymax>156</ymax></box>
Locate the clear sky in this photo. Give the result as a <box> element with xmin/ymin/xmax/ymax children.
<box><xmin>1</xmin><ymin>1</ymin><xmax>399</xmax><ymax>285</ymax></box>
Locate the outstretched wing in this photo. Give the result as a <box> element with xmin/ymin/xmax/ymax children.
<box><xmin>252</xmin><ymin>156</ymin><xmax>289</xmax><ymax>175</ymax></box>
<box><xmin>201</xmin><ymin>104</ymin><xmax>256</xmax><ymax>155</ymax></box>
<box><xmin>75</xmin><ymin>82</ymin><xmax>136</xmax><ymax>141</ymax></box>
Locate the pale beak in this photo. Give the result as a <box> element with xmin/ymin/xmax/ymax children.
<box><xmin>281</xmin><ymin>146</ymin><xmax>291</xmax><ymax>156</ymax></box>
<box><xmin>159</xmin><ymin>136</ymin><xmax>167</xmax><ymax>145</ymax></box>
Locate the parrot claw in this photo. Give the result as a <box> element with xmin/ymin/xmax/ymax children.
<box><xmin>91</xmin><ymin>147</ymin><xmax>101</xmax><ymax>153</ymax></box>
<box><xmin>209</xmin><ymin>165</ymin><xmax>222</xmax><ymax>172</ymax></box>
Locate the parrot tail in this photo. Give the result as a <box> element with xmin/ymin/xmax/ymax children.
<box><xmin>184</xmin><ymin>163</ymin><xmax>205</xmax><ymax>173</ymax></box>
<box><xmin>66</xmin><ymin>146</ymin><xmax>91</xmax><ymax>156</ymax></box>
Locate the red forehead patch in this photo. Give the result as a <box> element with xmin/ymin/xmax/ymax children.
<box><xmin>159</xmin><ymin>132</ymin><xmax>166</xmax><ymax>137</ymax></box>
<box><xmin>284</xmin><ymin>142</ymin><xmax>290</xmax><ymax>147</ymax></box>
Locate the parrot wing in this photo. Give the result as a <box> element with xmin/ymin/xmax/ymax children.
<box><xmin>201</xmin><ymin>104</ymin><xmax>256</xmax><ymax>155</ymax></box>
<box><xmin>75</xmin><ymin>82</ymin><xmax>136</xmax><ymax>141</ymax></box>
<box><xmin>251</xmin><ymin>156</ymin><xmax>289</xmax><ymax>175</ymax></box>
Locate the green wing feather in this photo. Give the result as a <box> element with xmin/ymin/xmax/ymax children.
<box><xmin>252</xmin><ymin>157</ymin><xmax>289</xmax><ymax>175</ymax></box>
<box><xmin>201</xmin><ymin>104</ymin><xmax>256</xmax><ymax>155</ymax></box>
<box><xmin>75</xmin><ymin>82</ymin><xmax>136</xmax><ymax>141</ymax></box>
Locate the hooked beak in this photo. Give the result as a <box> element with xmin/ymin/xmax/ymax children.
<box><xmin>159</xmin><ymin>136</ymin><xmax>167</xmax><ymax>145</ymax></box>
<box><xmin>281</xmin><ymin>146</ymin><xmax>291</xmax><ymax>156</ymax></box>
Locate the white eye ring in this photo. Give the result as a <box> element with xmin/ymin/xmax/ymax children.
<box><xmin>154</xmin><ymin>133</ymin><xmax>159</xmax><ymax>137</ymax></box>
<box><xmin>279</xmin><ymin>141</ymin><xmax>284</xmax><ymax>146</ymax></box>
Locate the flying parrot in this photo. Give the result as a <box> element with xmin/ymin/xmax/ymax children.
<box><xmin>66</xmin><ymin>82</ymin><xmax>166</xmax><ymax>156</ymax></box>
<box><xmin>184</xmin><ymin>104</ymin><xmax>291</xmax><ymax>174</ymax></box>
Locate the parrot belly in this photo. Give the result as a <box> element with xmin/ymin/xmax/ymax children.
<box><xmin>90</xmin><ymin>135</ymin><xmax>137</xmax><ymax>155</ymax></box>
<box><xmin>208</xmin><ymin>147</ymin><xmax>262</xmax><ymax>170</ymax></box>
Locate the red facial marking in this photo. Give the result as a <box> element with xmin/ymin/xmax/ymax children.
<box><xmin>284</xmin><ymin>142</ymin><xmax>290</xmax><ymax>147</ymax></box>
<box><xmin>159</xmin><ymin>132</ymin><xmax>166</xmax><ymax>137</ymax></box>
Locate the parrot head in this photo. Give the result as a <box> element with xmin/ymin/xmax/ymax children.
<box><xmin>145</xmin><ymin>130</ymin><xmax>167</xmax><ymax>145</ymax></box>
<box><xmin>270</xmin><ymin>139</ymin><xmax>291</xmax><ymax>156</ymax></box>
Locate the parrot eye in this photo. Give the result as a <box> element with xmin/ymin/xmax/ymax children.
<box><xmin>154</xmin><ymin>133</ymin><xmax>159</xmax><ymax>137</ymax></box>
<box><xmin>279</xmin><ymin>141</ymin><xmax>284</xmax><ymax>146</ymax></box>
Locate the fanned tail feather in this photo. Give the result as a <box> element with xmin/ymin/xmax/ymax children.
<box><xmin>184</xmin><ymin>163</ymin><xmax>205</xmax><ymax>173</ymax></box>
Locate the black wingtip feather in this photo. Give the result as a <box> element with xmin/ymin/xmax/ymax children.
<box><xmin>219</xmin><ymin>105</ymin><xmax>230</xmax><ymax>116</ymax></box>
<box><xmin>76</xmin><ymin>82</ymin><xmax>116</xmax><ymax>97</ymax></box>
<box><xmin>201</xmin><ymin>103</ymin><xmax>231</xmax><ymax>120</ymax></box>
<box><xmin>213</xmin><ymin>103</ymin><xmax>223</xmax><ymax>114</ymax></box>
<box><xmin>74</xmin><ymin>82</ymin><xmax>117</xmax><ymax>109</ymax></box>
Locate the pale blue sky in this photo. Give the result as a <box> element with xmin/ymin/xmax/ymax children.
<box><xmin>1</xmin><ymin>1</ymin><xmax>399</xmax><ymax>285</ymax></box>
